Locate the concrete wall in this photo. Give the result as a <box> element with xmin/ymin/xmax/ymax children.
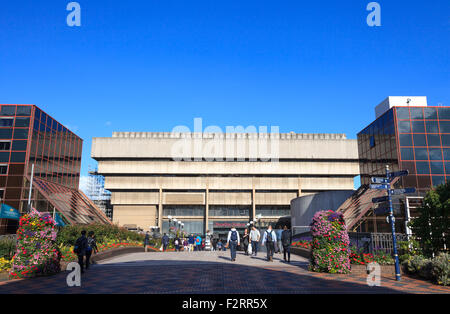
<box><xmin>290</xmin><ymin>190</ymin><xmax>355</xmax><ymax>234</ymax></box>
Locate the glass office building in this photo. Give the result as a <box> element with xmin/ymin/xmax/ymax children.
<box><xmin>0</xmin><ymin>104</ymin><xmax>110</xmax><ymax>234</ymax></box>
<box><xmin>339</xmin><ymin>102</ymin><xmax>450</xmax><ymax>233</ymax></box>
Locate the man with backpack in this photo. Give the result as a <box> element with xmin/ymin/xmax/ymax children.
<box><xmin>262</xmin><ymin>225</ymin><xmax>277</xmax><ymax>262</ymax></box>
<box><xmin>226</xmin><ymin>227</ymin><xmax>240</xmax><ymax>261</ymax></box>
<box><xmin>85</xmin><ymin>231</ymin><xmax>98</xmax><ymax>270</ymax></box>
<box><xmin>74</xmin><ymin>230</ymin><xmax>88</xmax><ymax>273</ymax></box>
<box><xmin>281</xmin><ymin>225</ymin><xmax>292</xmax><ymax>263</ymax></box>
<box><xmin>188</xmin><ymin>234</ymin><xmax>195</xmax><ymax>252</ymax></box>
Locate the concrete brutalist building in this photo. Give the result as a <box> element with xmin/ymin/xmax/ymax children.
<box><xmin>91</xmin><ymin>132</ymin><xmax>359</xmax><ymax>237</ymax></box>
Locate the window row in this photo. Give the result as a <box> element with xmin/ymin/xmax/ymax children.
<box><xmin>400</xmin><ymin>147</ymin><xmax>450</xmax><ymax>161</ymax></box>
<box><xmin>396</xmin><ymin>107</ymin><xmax>450</xmax><ymax>120</ymax></box>
<box><xmin>0</xmin><ymin>129</ymin><xmax>28</xmax><ymax>140</ymax></box>
<box><xmin>0</xmin><ymin>117</ymin><xmax>30</xmax><ymax>127</ymax></box>
<box><xmin>0</xmin><ymin>105</ymin><xmax>32</xmax><ymax>117</ymax></box>
<box><xmin>399</xmin><ymin>134</ymin><xmax>450</xmax><ymax>147</ymax></box>
<box><xmin>0</xmin><ymin>140</ymin><xmax>27</xmax><ymax>151</ymax></box>
<box><xmin>398</xmin><ymin>120</ymin><xmax>450</xmax><ymax>134</ymax></box>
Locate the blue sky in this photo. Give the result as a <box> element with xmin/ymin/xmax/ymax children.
<box><xmin>0</xmin><ymin>0</ymin><xmax>449</xmax><ymax>189</ymax></box>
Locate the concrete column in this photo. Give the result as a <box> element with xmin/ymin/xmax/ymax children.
<box><xmin>205</xmin><ymin>179</ymin><xmax>209</xmax><ymax>236</ymax></box>
<box><xmin>158</xmin><ymin>185</ymin><xmax>163</xmax><ymax>230</ymax></box>
<box><xmin>252</xmin><ymin>177</ymin><xmax>256</xmax><ymax>220</ymax></box>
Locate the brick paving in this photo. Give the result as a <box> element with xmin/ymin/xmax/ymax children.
<box><xmin>0</xmin><ymin>251</ymin><xmax>449</xmax><ymax>294</ymax></box>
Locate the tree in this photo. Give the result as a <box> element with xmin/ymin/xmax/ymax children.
<box><xmin>409</xmin><ymin>181</ymin><xmax>450</xmax><ymax>257</ymax></box>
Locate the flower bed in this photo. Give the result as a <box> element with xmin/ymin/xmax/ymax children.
<box><xmin>291</xmin><ymin>240</ymin><xmax>311</xmax><ymax>250</ymax></box>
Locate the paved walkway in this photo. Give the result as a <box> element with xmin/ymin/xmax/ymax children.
<box><xmin>0</xmin><ymin>251</ymin><xmax>449</xmax><ymax>294</ymax></box>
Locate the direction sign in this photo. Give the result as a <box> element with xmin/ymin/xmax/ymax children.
<box><xmin>388</xmin><ymin>170</ymin><xmax>409</xmax><ymax>179</ymax></box>
<box><xmin>372</xmin><ymin>196</ymin><xmax>389</xmax><ymax>203</ymax></box>
<box><xmin>371</xmin><ymin>177</ymin><xmax>390</xmax><ymax>184</ymax></box>
<box><xmin>370</xmin><ymin>184</ymin><xmax>390</xmax><ymax>190</ymax></box>
<box><xmin>389</xmin><ymin>188</ymin><xmax>416</xmax><ymax>195</ymax></box>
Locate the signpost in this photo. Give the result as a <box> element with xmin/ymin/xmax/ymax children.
<box><xmin>370</xmin><ymin>166</ymin><xmax>416</xmax><ymax>282</ymax></box>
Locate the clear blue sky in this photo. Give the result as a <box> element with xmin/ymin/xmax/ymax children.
<box><xmin>0</xmin><ymin>0</ymin><xmax>449</xmax><ymax>188</ymax></box>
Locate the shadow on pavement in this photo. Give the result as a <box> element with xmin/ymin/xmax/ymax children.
<box><xmin>0</xmin><ymin>259</ymin><xmax>412</xmax><ymax>294</ymax></box>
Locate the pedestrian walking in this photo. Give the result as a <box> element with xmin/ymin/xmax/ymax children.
<box><xmin>74</xmin><ymin>230</ymin><xmax>88</xmax><ymax>273</ymax></box>
<box><xmin>85</xmin><ymin>231</ymin><xmax>98</xmax><ymax>270</ymax></box>
<box><xmin>212</xmin><ymin>237</ymin><xmax>217</xmax><ymax>251</ymax></box>
<box><xmin>262</xmin><ymin>225</ymin><xmax>277</xmax><ymax>262</ymax></box>
<box><xmin>281</xmin><ymin>225</ymin><xmax>292</xmax><ymax>263</ymax></box>
<box><xmin>249</xmin><ymin>226</ymin><xmax>260</xmax><ymax>257</ymax></box>
<box><xmin>242</xmin><ymin>228</ymin><xmax>250</xmax><ymax>255</ymax></box>
<box><xmin>144</xmin><ymin>231</ymin><xmax>150</xmax><ymax>252</ymax></box>
<box><xmin>195</xmin><ymin>235</ymin><xmax>202</xmax><ymax>251</ymax></box>
<box><xmin>188</xmin><ymin>234</ymin><xmax>195</xmax><ymax>252</ymax></box>
<box><xmin>174</xmin><ymin>236</ymin><xmax>181</xmax><ymax>252</ymax></box>
<box><xmin>217</xmin><ymin>239</ymin><xmax>223</xmax><ymax>251</ymax></box>
<box><xmin>183</xmin><ymin>238</ymin><xmax>189</xmax><ymax>252</ymax></box>
<box><xmin>162</xmin><ymin>233</ymin><xmax>169</xmax><ymax>251</ymax></box>
<box><xmin>275</xmin><ymin>226</ymin><xmax>283</xmax><ymax>254</ymax></box>
<box><xmin>226</xmin><ymin>227</ymin><xmax>240</xmax><ymax>261</ymax></box>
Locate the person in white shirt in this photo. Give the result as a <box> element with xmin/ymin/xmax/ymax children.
<box><xmin>249</xmin><ymin>226</ymin><xmax>261</xmax><ymax>257</ymax></box>
<box><xmin>226</xmin><ymin>227</ymin><xmax>240</xmax><ymax>261</ymax></box>
<box><xmin>262</xmin><ymin>225</ymin><xmax>277</xmax><ymax>262</ymax></box>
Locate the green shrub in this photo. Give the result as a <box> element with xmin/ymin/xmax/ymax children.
<box><xmin>56</xmin><ymin>224</ymin><xmax>145</xmax><ymax>246</ymax></box>
<box><xmin>402</xmin><ymin>255</ymin><xmax>432</xmax><ymax>279</ymax></box>
<box><xmin>0</xmin><ymin>237</ymin><xmax>16</xmax><ymax>259</ymax></box>
<box><xmin>431</xmin><ymin>253</ymin><xmax>450</xmax><ymax>286</ymax></box>
<box><xmin>398</xmin><ymin>237</ymin><xmax>422</xmax><ymax>263</ymax></box>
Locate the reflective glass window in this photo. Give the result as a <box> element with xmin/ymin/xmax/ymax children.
<box><xmin>14</xmin><ymin>117</ymin><xmax>30</xmax><ymax>127</ymax></box>
<box><xmin>0</xmin><ymin>165</ymin><xmax>7</xmax><ymax>175</ymax></box>
<box><xmin>411</xmin><ymin>121</ymin><xmax>425</xmax><ymax>133</ymax></box>
<box><xmin>396</xmin><ymin>108</ymin><xmax>410</xmax><ymax>120</ymax></box>
<box><xmin>426</xmin><ymin>120</ymin><xmax>439</xmax><ymax>133</ymax></box>
<box><xmin>432</xmin><ymin>176</ymin><xmax>446</xmax><ymax>187</ymax></box>
<box><xmin>430</xmin><ymin>162</ymin><xmax>444</xmax><ymax>174</ymax></box>
<box><xmin>16</xmin><ymin>106</ymin><xmax>31</xmax><ymax>116</ymax></box>
<box><xmin>424</xmin><ymin>108</ymin><xmax>438</xmax><ymax>119</ymax></box>
<box><xmin>399</xmin><ymin>134</ymin><xmax>412</xmax><ymax>146</ymax></box>
<box><xmin>445</xmin><ymin>162</ymin><xmax>450</xmax><ymax>174</ymax></box>
<box><xmin>416</xmin><ymin>162</ymin><xmax>430</xmax><ymax>174</ymax></box>
<box><xmin>10</xmin><ymin>152</ymin><xmax>25</xmax><ymax>162</ymax></box>
<box><xmin>12</xmin><ymin>140</ymin><xmax>27</xmax><ymax>151</ymax></box>
<box><xmin>438</xmin><ymin>108</ymin><xmax>450</xmax><ymax>120</ymax></box>
<box><xmin>442</xmin><ymin>134</ymin><xmax>450</xmax><ymax>146</ymax></box>
<box><xmin>413</xmin><ymin>134</ymin><xmax>427</xmax><ymax>147</ymax></box>
<box><xmin>429</xmin><ymin>148</ymin><xmax>443</xmax><ymax>160</ymax></box>
<box><xmin>398</xmin><ymin>121</ymin><xmax>411</xmax><ymax>133</ymax></box>
<box><xmin>0</xmin><ymin>141</ymin><xmax>11</xmax><ymax>151</ymax></box>
<box><xmin>0</xmin><ymin>152</ymin><xmax>9</xmax><ymax>162</ymax></box>
<box><xmin>401</xmin><ymin>148</ymin><xmax>414</xmax><ymax>161</ymax></box>
<box><xmin>0</xmin><ymin>118</ymin><xmax>14</xmax><ymax>127</ymax></box>
<box><xmin>410</xmin><ymin>108</ymin><xmax>424</xmax><ymax>119</ymax></box>
<box><xmin>427</xmin><ymin>134</ymin><xmax>441</xmax><ymax>147</ymax></box>
<box><xmin>13</xmin><ymin>129</ymin><xmax>28</xmax><ymax>139</ymax></box>
<box><xmin>0</xmin><ymin>129</ymin><xmax>12</xmax><ymax>139</ymax></box>
<box><xmin>444</xmin><ymin>148</ymin><xmax>450</xmax><ymax>160</ymax></box>
<box><xmin>439</xmin><ymin>121</ymin><xmax>450</xmax><ymax>133</ymax></box>
<box><xmin>415</xmin><ymin>148</ymin><xmax>428</xmax><ymax>160</ymax></box>
<box><xmin>0</xmin><ymin>106</ymin><xmax>16</xmax><ymax>116</ymax></box>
